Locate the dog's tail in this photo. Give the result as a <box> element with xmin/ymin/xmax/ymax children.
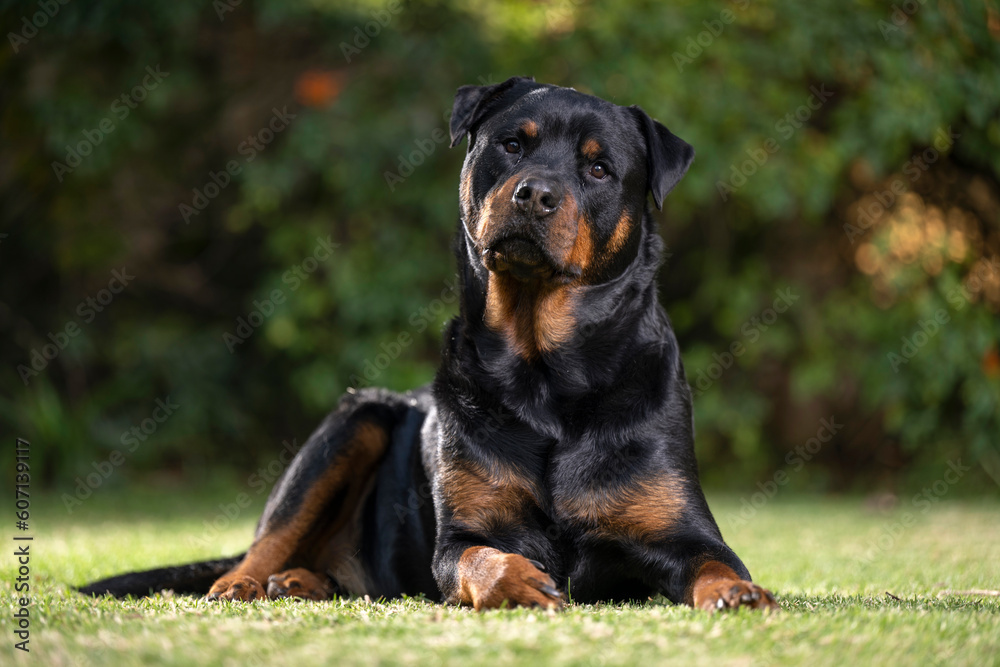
<box><xmin>77</xmin><ymin>554</ymin><xmax>245</xmax><ymax>598</ymax></box>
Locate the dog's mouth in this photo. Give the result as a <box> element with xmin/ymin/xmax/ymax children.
<box><xmin>482</xmin><ymin>236</ymin><xmax>571</xmax><ymax>282</ymax></box>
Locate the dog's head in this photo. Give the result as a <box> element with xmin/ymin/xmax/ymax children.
<box><xmin>450</xmin><ymin>76</ymin><xmax>694</xmax><ymax>287</ymax></box>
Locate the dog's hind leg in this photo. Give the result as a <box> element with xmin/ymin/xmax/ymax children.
<box><xmin>264</xmin><ymin>568</ymin><xmax>331</xmax><ymax>600</ymax></box>
<box><xmin>206</xmin><ymin>391</ymin><xmax>406</xmax><ymax>601</ymax></box>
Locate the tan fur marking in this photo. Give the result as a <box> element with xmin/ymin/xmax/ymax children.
<box><xmin>208</xmin><ymin>422</ymin><xmax>388</xmax><ymax>600</ymax></box>
<box><xmin>535</xmin><ymin>287</ymin><xmax>577</xmax><ymax>353</ymax></box>
<box><xmin>441</xmin><ymin>460</ymin><xmax>535</xmax><ymax>532</ymax></box>
<box><xmin>214</xmin><ymin>530</ymin><xmax>295</xmax><ymax>592</ymax></box>
<box><xmin>485</xmin><ymin>272</ymin><xmax>534</xmax><ymax>358</ymax></box>
<box><xmin>475</xmin><ymin>175</ymin><xmax>520</xmax><ymax>242</ymax></box>
<box><xmin>565</xmin><ymin>215</ymin><xmax>594</xmax><ymax>272</ymax></box>
<box><xmin>460</xmin><ymin>170</ymin><xmax>473</xmax><ymax>222</ymax></box>
<box><xmin>557</xmin><ymin>471</ymin><xmax>686</xmax><ymax>541</ymax></box>
<box><xmin>521</xmin><ymin>120</ymin><xmax>538</xmax><ymax>138</ymax></box>
<box><xmin>477</xmin><ymin>192</ymin><xmax>494</xmax><ymax>241</ymax></box>
<box><xmin>546</xmin><ymin>192</ymin><xmax>579</xmax><ymax>264</ymax></box>
<box><xmin>266</xmin><ymin>568</ymin><xmax>331</xmax><ymax>600</ymax></box>
<box><xmin>477</xmin><ymin>184</ymin><xmax>588</xmax><ymax>359</ymax></box>
<box><xmin>582</xmin><ymin>138</ymin><xmax>602</xmax><ymax>160</ymax></box>
<box><xmin>455</xmin><ymin>546</ymin><xmax>562</xmax><ymax>610</ymax></box>
<box><xmin>686</xmin><ymin>560</ymin><xmax>741</xmax><ymax>606</ymax></box>
<box><xmin>485</xmin><ymin>273</ymin><xmax>579</xmax><ymax>358</ymax></box>
<box><xmin>608</xmin><ymin>212</ymin><xmax>631</xmax><ymax>254</ymax></box>
<box><xmin>685</xmin><ymin>560</ymin><xmax>779</xmax><ymax>611</ymax></box>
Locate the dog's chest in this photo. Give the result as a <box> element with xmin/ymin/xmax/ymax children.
<box><xmin>546</xmin><ymin>439</ymin><xmax>686</xmax><ymax>543</ymax></box>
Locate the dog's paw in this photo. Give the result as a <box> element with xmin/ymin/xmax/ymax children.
<box><xmin>205</xmin><ymin>574</ymin><xmax>265</xmax><ymax>602</ymax></box>
<box><xmin>460</xmin><ymin>548</ymin><xmax>564</xmax><ymax>611</ymax></box>
<box><xmin>696</xmin><ymin>579</ymin><xmax>778</xmax><ymax>612</ymax></box>
<box><xmin>266</xmin><ymin>568</ymin><xmax>330</xmax><ymax>600</ymax></box>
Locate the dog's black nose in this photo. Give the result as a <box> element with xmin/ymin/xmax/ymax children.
<box><xmin>513</xmin><ymin>177</ymin><xmax>563</xmax><ymax>218</ymax></box>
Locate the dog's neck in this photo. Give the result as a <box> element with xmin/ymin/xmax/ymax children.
<box><xmin>444</xmin><ymin>213</ymin><xmax>678</xmax><ymax>422</ymax></box>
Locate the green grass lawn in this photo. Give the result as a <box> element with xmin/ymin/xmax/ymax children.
<box><xmin>4</xmin><ymin>482</ymin><xmax>999</xmax><ymax>666</ymax></box>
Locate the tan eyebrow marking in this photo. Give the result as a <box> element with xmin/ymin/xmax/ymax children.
<box><xmin>582</xmin><ymin>138</ymin><xmax>601</xmax><ymax>160</ymax></box>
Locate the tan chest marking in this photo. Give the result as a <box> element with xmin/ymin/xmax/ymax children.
<box><xmin>441</xmin><ymin>461</ymin><xmax>538</xmax><ymax>533</ymax></box>
<box><xmin>485</xmin><ymin>273</ymin><xmax>580</xmax><ymax>358</ymax></box>
<box><xmin>557</xmin><ymin>471</ymin><xmax>686</xmax><ymax>542</ymax></box>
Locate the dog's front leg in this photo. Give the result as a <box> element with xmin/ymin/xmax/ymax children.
<box><xmin>429</xmin><ymin>456</ymin><xmax>562</xmax><ymax>610</ymax></box>
<box><xmin>643</xmin><ymin>539</ymin><xmax>779</xmax><ymax>612</ymax></box>
<box><xmin>684</xmin><ymin>556</ymin><xmax>778</xmax><ymax>611</ymax></box>
<box><xmin>434</xmin><ymin>542</ymin><xmax>563</xmax><ymax>610</ymax></box>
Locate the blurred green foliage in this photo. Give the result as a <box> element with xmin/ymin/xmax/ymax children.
<box><xmin>1</xmin><ymin>0</ymin><xmax>998</xmax><ymax>492</ymax></box>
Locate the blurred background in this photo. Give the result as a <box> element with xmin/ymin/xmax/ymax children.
<box><xmin>2</xmin><ymin>0</ymin><xmax>998</xmax><ymax>498</ymax></box>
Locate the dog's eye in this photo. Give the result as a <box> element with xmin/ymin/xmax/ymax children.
<box><xmin>589</xmin><ymin>162</ymin><xmax>608</xmax><ymax>179</ymax></box>
<box><xmin>503</xmin><ymin>139</ymin><xmax>521</xmax><ymax>154</ymax></box>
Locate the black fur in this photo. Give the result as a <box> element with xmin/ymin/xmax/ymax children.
<box><xmin>80</xmin><ymin>78</ymin><xmax>753</xmax><ymax>607</ymax></box>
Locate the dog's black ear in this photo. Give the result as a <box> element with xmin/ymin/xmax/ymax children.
<box><xmin>630</xmin><ymin>106</ymin><xmax>695</xmax><ymax>210</ymax></box>
<box><xmin>449</xmin><ymin>76</ymin><xmax>535</xmax><ymax>148</ymax></box>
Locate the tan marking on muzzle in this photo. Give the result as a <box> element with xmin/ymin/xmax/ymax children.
<box><xmin>608</xmin><ymin>212</ymin><xmax>631</xmax><ymax>254</ymax></box>
<box><xmin>545</xmin><ymin>192</ymin><xmax>580</xmax><ymax>266</ymax></box>
<box><xmin>460</xmin><ymin>169</ymin><xmax>473</xmax><ymax>222</ymax></box>
<box><xmin>475</xmin><ymin>175</ymin><xmax>520</xmax><ymax>244</ymax></box>
<box><xmin>479</xmin><ymin>180</ymin><xmax>590</xmax><ymax>359</ymax></box>
<box><xmin>564</xmin><ymin>214</ymin><xmax>594</xmax><ymax>273</ymax></box>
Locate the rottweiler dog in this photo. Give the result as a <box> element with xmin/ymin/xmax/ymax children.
<box><xmin>80</xmin><ymin>77</ymin><xmax>777</xmax><ymax>612</ymax></box>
